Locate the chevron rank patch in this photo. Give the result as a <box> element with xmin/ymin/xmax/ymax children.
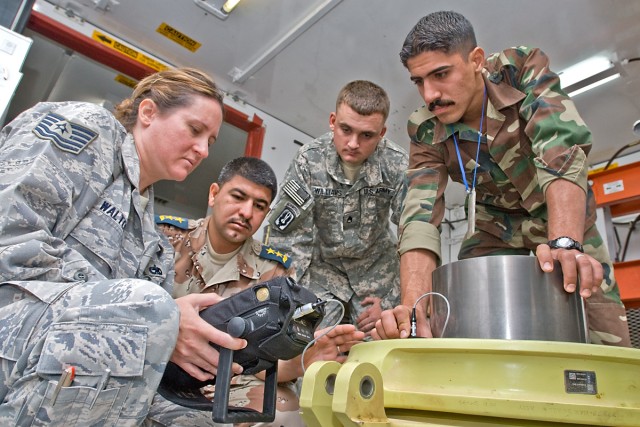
<box><xmin>259</xmin><ymin>245</ymin><xmax>292</xmax><ymax>268</ymax></box>
<box><xmin>155</xmin><ymin>214</ymin><xmax>189</xmax><ymax>229</ymax></box>
<box><xmin>33</xmin><ymin>112</ymin><xmax>98</xmax><ymax>154</ymax></box>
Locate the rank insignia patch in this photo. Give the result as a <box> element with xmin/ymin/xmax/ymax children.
<box><xmin>33</xmin><ymin>112</ymin><xmax>98</xmax><ymax>155</ymax></box>
<box><xmin>155</xmin><ymin>214</ymin><xmax>189</xmax><ymax>229</ymax></box>
<box><xmin>259</xmin><ymin>245</ymin><xmax>292</xmax><ymax>268</ymax></box>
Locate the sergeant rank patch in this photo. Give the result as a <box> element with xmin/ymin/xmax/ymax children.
<box><xmin>33</xmin><ymin>112</ymin><xmax>98</xmax><ymax>155</ymax></box>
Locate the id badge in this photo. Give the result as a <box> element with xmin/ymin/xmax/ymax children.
<box><xmin>464</xmin><ymin>188</ymin><xmax>476</xmax><ymax>240</ymax></box>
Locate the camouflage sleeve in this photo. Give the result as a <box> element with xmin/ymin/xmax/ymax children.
<box><xmin>264</xmin><ymin>150</ymin><xmax>315</xmax><ymax>281</ymax></box>
<box><xmin>396</xmin><ymin>110</ymin><xmax>447</xmax><ymax>259</ymax></box>
<box><xmin>0</xmin><ymin>103</ymin><xmax>115</xmax><ymax>283</ymax></box>
<box><xmin>503</xmin><ymin>47</ymin><xmax>591</xmax><ymax>194</ymax></box>
<box><xmin>389</xmin><ymin>146</ymin><xmax>410</xmax><ymax>226</ymax></box>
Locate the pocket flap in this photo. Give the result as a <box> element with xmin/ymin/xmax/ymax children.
<box><xmin>37</xmin><ymin>322</ymin><xmax>147</xmax><ymax>377</ymax></box>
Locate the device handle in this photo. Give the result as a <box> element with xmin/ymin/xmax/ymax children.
<box><xmin>211</xmin><ymin>347</ymin><xmax>278</xmax><ymax>424</ymax></box>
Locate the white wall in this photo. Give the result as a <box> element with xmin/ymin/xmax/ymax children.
<box><xmin>224</xmin><ymin>97</ymin><xmax>313</xmax><ymax>184</ymax></box>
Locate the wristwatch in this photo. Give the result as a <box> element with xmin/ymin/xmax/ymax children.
<box><xmin>547</xmin><ymin>236</ymin><xmax>584</xmax><ymax>253</ymax></box>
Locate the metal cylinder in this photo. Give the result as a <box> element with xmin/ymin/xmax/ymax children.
<box><xmin>431</xmin><ymin>255</ymin><xmax>588</xmax><ymax>343</ymax></box>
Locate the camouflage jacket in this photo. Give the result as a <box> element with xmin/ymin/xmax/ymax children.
<box><xmin>157</xmin><ymin>215</ymin><xmax>294</xmax><ymax>298</ymax></box>
<box><xmin>398</xmin><ymin>46</ymin><xmax>596</xmax><ymax>259</ymax></box>
<box><xmin>0</xmin><ymin>102</ymin><xmax>174</xmax><ymax>295</ymax></box>
<box><xmin>266</xmin><ymin>132</ymin><xmax>408</xmax><ymax>295</ymax></box>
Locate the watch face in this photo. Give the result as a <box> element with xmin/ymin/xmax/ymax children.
<box><xmin>557</xmin><ymin>237</ymin><xmax>572</xmax><ymax>248</ymax></box>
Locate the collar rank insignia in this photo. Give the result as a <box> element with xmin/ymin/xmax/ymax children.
<box><xmin>260</xmin><ymin>245</ymin><xmax>292</xmax><ymax>268</ymax></box>
<box><xmin>33</xmin><ymin>112</ymin><xmax>98</xmax><ymax>155</ymax></box>
<box><xmin>155</xmin><ymin>214</ymin><xmax>189</xmax><ymax>229</ymax></box>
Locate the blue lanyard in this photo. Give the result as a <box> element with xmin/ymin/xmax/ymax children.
<box><xmin>450</xmin><ymin>88</ymin><xmax>487</xmax><ymax>193</ymax></box>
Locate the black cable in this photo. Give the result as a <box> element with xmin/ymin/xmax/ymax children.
<box><xmin>613</xmin><ymin>225</ymin><xmax>622</xmax><ymax>262</ymax></box>
<box><xmin>603</xmin><ymin>140</ymin><xmax>640</xmax><ymax>171</ymax></box>
<box><xmin>442</xmin><ymin>218</ymin><xmax>456</xmax><ymax>230</ymax></box>
<box><xmin>620</xmin><ymin>214</ymin><xmax>640</xmax><ymax>262</ymax></box>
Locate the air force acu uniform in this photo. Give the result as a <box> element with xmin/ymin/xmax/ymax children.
<box><xmin>0</xmin><ymin>102</ymin><xmax>178</xmax><ymax>426</ymax></box>
<box><xmin>266</xmin><ymin>132</ymin><xmax>408</xmax><ymax>327</ymax></box>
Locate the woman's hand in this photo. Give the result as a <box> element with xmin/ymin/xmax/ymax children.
<box><xmin>171</xmin><ymin>293</ymin><xmax>247</xmax><ymax>381</ymax></box>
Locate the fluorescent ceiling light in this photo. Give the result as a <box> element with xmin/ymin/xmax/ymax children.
<box><xmin>565</xmin><ymin>73</ymin><xmax>620</xmax><ymax>97</ymax></box>
<box><xmin>222</xmin><ymin>0</ymin><xmax>241</xmax><ymax>13</ymax></box>
<box><xmin>193</xmin><ymin>0</ymin><xmax>242</xmax><ymax>20</ymax></box>
<box><xmin>559</xmin><ymin>55</ymin><xmax>621</xmax><ymax>97</ymax></box>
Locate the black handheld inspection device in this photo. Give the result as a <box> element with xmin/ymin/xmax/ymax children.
<box><xmin>157</xmin><ymin>276</ymin><xmax>324</xmax><ymax>424</ymax></box>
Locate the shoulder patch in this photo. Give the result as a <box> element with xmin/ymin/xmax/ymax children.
<box><xmin>155</xmin><ymin>214</ymin><xmax>189</xmax><ymax>229</ymax></box>
<box><xmin>33</xmin><ymin>112</ymin><xmax>98</xmax><ymax>155</ymax></box>
<box><xmin>259</xmin><ymin>245</ymin><xmax>292</xmax><ymax>268</ymax></box>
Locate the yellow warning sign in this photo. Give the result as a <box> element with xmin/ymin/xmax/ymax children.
<box><xmin>91</xmin><ymin>30</ymin><xmax>169</xmax><ymax>72</ymax></box>
<box><xmin>156</xmin><ymin>23</ymin><xmax>202</xmax><ymax>52</ymax></box>
<box><xmin>114</xmin><ymin>74</ymin><xmax>138</xmax><ymax>88</ymax></box>
<box><xmin>590</xmin><ymin>163</ymin><xmax>619</xmax><ymax>175</ymax></box>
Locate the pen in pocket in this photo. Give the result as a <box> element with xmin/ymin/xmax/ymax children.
<box><xmin>89</xmin><ymin>368</ymin><xmax>111</xmax><ymax>409</ymax></box>
<box><xmin>50</xmin><ymin>366</ymin><xmax>75</xmax><ymax>405</ymax></box>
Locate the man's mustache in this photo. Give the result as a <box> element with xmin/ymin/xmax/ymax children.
<box><xmin>428</xmin><ymin>99</ymin><xmax>455</xmax><ymax>111</ymax></box>
<box><xmin>230</xmin><ymin>217</ymin><xmax>252</xmax><ymax>231</ymax></box>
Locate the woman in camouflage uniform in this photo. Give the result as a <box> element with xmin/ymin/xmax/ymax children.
<box><xmin>0</xmin><ymin>67</ymin><xmax>248</xmax><ymax>426</ymax></box>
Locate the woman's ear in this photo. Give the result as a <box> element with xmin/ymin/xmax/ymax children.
<box><xmin>138</xmin><ymin>98</ymin><xmax>157</xmax><ymax>126</ymax></box>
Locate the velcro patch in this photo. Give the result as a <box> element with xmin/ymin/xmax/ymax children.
<box><xmin>283</xmin><ymin>180</ymin><xmax>311</xmax><ymax>207</ymax></box>
<box><xmin>155</xmin><ymin>214</ymin><xmax>189</xmax><ymax>229</ymax></box>
<box><xmin>33</xmin><ymin>112</ymin><xmax>98</xmax><ymax>155</ymax></box>
<box><xmin>272</xmin><ymin>202</ymin><xmax>300</xmax><ymax>232</ymax></box>
<box><xmin>259</xmin><ymin>245</ymin><xmax>292</xmax><ymax>268</ymax></box>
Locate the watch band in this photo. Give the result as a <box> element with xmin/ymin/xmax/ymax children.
<box><xmin>547</xmin><ymin>236</ymin><xmax>584</xmax><ymax>253</ymax></box>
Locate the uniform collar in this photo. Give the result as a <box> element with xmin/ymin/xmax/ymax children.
<box><xmin>196</xmin><ymin>237</ymin><xmax>262</xmax><ymax>287</ymax></box>
<box><xmin>325</xmin><ymin>132</ymin><xmax>384</xmax><ymax>186</ymax></box>
<box><xmin>120</xmin><ymin>133</ymin><xmax>141</xmax><ymax>189</ymax></box>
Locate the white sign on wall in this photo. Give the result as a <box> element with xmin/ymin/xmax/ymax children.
<box><xmin>0</xmin><ymin>26</ymin><xmax>32</xmax><ymax>125</ymax></box>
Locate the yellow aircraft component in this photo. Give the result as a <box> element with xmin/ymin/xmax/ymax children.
<box><xmin>300</xmin><ymin>339</ymin><xmax>640</xmax><ymax>426</ymax></box>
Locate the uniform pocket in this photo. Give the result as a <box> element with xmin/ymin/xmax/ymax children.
<box><xmin>18</xmin><ymin>379</ymin><xmax>123</xmax><ymax>426</ymax></box>
<box><xmin>16</xmin><ymin>322</ymin><xmax>148</xmax><ymax>426</ymax></box>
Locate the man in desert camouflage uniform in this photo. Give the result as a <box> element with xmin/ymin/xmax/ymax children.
<box><xmin>266</xmin><ymin>80</ymin><xmax>408</xmax><ymax>333</ymax></box>
<box><xmin>374</xmin><ymin>11</ymin><xmax>630</xmax><ymax>346</ymax></box>
<box><xmin>148</xmin><ymin>157</ymin><xmax>364</xmax><ymax>427</ymax></box>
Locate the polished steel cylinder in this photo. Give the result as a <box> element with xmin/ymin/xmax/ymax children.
<box><xmin>431</xmin><ymin>255</ymin><xmax>588</xmax><ymax>343</ymax></box>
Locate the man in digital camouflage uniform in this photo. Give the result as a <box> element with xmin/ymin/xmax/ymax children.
<box><xmin>148</xmin><ymin>157</ymin><xmax>364</xmax><ymax>427</ymax></box>
<box><xmin>265</xmin><ymin>80</ymin><xmax>409</xmax><ymax>334</ymax></box>
<box><xmin>373</xmin><ymin>11</ymin><xmax>630</xmax><ymax>347</ymax></box>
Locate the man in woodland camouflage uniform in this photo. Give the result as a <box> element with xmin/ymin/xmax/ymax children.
<box><xmin>148</xmin><ymin>157</ymin><xmax>364</xmax><ymax>427</ymax></box>
<box><xmin>266</xmin><ymin>80</ymin><xmax>408</xmax><ymax>333</ymax></box>
<box><xmin>373</xmin><ymin>11</ymin><xmax>630</xmax><ymax>346</ymax></box>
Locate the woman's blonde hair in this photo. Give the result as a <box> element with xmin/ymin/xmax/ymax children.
<box><xmin>114</xmin><ymin>67</ymin><xmax>224</xmax><ymax>131</ymax></box>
